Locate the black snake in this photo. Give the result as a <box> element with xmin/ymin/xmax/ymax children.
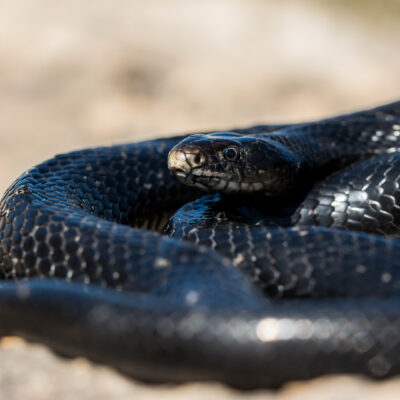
<box><xmin>1</xmin><ymin>100</ymin><xmax>400</xmax><ymax>388</ymax></box>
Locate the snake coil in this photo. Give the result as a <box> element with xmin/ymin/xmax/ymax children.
<box><xmin>1</xmin><ymin>101</ymin><xmax>400</xmax><ymax>387</ymax></box>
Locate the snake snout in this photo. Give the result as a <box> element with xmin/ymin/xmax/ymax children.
<box><xmin>168</xmin><ymin>147</ymin><xmax>206</xmax><ymax>177</ymax></box>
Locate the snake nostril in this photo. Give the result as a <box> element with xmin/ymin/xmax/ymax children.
<box><xmin>191</xmin><ymin>151</ymin><xmax>206</xmax><ymax>167</ymax></box>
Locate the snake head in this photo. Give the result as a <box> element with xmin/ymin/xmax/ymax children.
<box><xmin>168</xmin><ymin>132</ymin><xmax>302</xmax><ymax>195</ymax></box>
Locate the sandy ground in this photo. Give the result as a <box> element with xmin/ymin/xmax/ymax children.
<box><xmin>0</xmin><ymin>0</ymin><xmax>400</xmax><ymax>398</ymax></box>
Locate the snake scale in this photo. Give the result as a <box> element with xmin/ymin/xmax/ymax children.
<box><xmin>1</xmin><ymin>100</ymin><xmax>400</xmax><ymax>388</ymax></box>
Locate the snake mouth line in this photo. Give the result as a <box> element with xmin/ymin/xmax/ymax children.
<box><xmin>173</xmin><ymin>169</ymin><xmax>268</xmax><ymax>193</ymax></box>
<box><xmin>171</xmin><ymin>170</ymin><xmax>209</xmax><ymax>190</ymax></box>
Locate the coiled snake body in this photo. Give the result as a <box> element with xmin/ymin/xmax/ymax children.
<box><xmin>1</xmin><ymin>101</ymin><xmax>400</xmax><ymax>387</ymax></box>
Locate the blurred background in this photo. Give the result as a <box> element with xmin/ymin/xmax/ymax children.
<box><xmin>1</xmin><ymin>0</ymin><xmax>400</xmax><ymax>194</ymax></box>
<box><xmin>0</xmin><ymin>0</ymin><xmax>400</xmax><ymax>399</ymax></box>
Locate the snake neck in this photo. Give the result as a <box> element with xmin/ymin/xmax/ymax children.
<box><xmin>269</xmin><ymin>115</ymin><xmax>400</xmax><ymax>181</ymax></box>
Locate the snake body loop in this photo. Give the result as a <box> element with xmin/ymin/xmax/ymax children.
<box><xmin>1</xmin><ymin>101</ymin><xmax>400</xmax><ymax>387</ymax></box>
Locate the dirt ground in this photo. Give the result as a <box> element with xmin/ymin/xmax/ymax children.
<box><xmin>0</xmin><ymin>0</ymin><xmax>400</xmax><ymax>398</ymax></box>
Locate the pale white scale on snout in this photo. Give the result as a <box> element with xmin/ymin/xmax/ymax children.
<box><xmin>167</xmin><ymin>149</ymin><xmax>190</xmax><ymax>179</ymax></box>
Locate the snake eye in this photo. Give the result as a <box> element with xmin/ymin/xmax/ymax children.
<box><xmin>223</xmin><ymin>146</ymin><xmax>239</xmax><ymax>161</ymax></box>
